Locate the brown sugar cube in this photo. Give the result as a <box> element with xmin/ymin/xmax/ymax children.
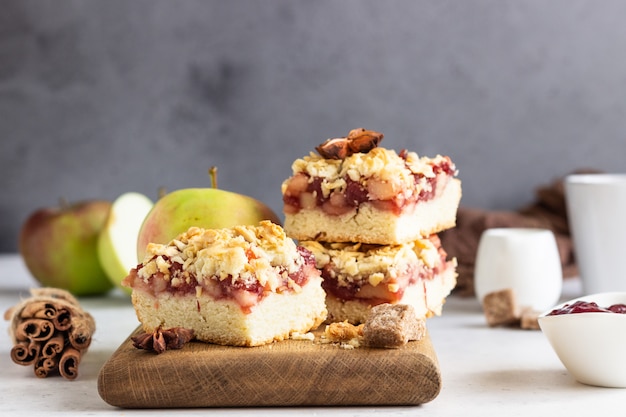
<box><xmin>362</xmin><ymin>304</ymin><xmax>426</xmax><ymax>348</ymax></box>
<box><xmin>482</xmin><ymin>288</ymin><xmax>521</xmax><ymax>327</ymax></box>
<box><xmin>520</xmin><ymin>307</ymin><xmax>541</xmax><ymax>330</ymax></box>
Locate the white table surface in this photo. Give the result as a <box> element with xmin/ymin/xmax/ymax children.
<box><xmin>2</xmin><ymin>253</ymin><xmax>625</xmax><ymax>416</ymax></box>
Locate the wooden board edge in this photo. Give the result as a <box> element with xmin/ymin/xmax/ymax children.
<box><xmin>98</xmin><ymin>326</ymin><xmax>441</xmax><ymax>408</ymax></box>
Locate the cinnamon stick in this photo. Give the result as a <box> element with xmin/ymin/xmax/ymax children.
<box><xmin>58</xmin><ymin>347</ymin><xmax>81</xmax><ymax>380</ymax></box>
<box><xmin>41</xmin><ymin>334</ymin><xmax>65</xmax><ymax>358</ymax></box>
<box><xmin>19</xmin><ymin>301</ymin><xmax>58</xmax><ymax>320</ymax></box>
<box><xmin>52</xmin><ymin>307</ymin><xmax>73</xmax><ymax>331</ymax></box>
<box><xmin>68</xmin><ymin>314</ymin><xmax>96</xmax><ymax>350</ymax></box>
<box><xmin>14</xmin><ymin>318</ymin><xmax>55</xmax><ymax>341</ymax></box>
<box><xmin>4</xmin><ymin>287</ymin><xmax>96</xmax><ymax>380</ymax></box>
<box><xmin>35</xmin><ymin>355</ymin><xmax>59</xmax><ymax>378</ymax></box>
<box><xmin>10</xmin><ymin>340</ymin><xmax>40</xmax><ymax>365</ymax></box>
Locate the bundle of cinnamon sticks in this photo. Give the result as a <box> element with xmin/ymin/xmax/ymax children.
<box><xmin>4</xmin><ymin>288</ymin><xmax>95</xmax><ymax>380</ymax></box>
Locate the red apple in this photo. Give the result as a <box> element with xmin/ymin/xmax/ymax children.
<box><xmin>19</xmin><ymin>199</ymin><xmax>115</xmax><ymax>296</ymax></box>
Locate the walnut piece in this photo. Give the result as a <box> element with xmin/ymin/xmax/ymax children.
<box><xmin>316</xmin><ymin>128</ymin><xmax>384</xmax><ymax>159</ymax></box>
<box><xmin>132</xmin><ymin>327</ymin><xmax>195</xmax><ymax>354</ymax></box>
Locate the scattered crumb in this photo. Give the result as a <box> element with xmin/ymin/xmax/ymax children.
<box><xmin>339</xmin><ymin>342</ymin><xmax>357</xmax><ymax>350</ymax></box>
<box><xmin>291</xmin><ymin>331</ymin><xmax>315</xmax><ymax>341</ymax></box>
<box><xmin>320</xmin><ymin>321</ymin><xmax>363</xmax><ymax>346</ymax></box>
<box><xmin>324</xmin><ymin>321</ymin><xmax>363</xmax><ymax>341</ymax></box>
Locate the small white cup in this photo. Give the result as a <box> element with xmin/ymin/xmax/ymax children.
<box><xmin>474</xmin><ymin>228</ymin><xmax>563</xmax><ymax>311</ymax></box>
<box><xmin>565</xmin><ymin>174</ymin><xmax>626</xmax><ymax>294</ymax></box>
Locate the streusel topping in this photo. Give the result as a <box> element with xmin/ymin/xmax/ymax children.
<box><xmin>137</xmin><ymin>221</ymin><xmax>303</xmax><ymax>292</ymax></box>
<box><xmin>300</xmin><ymin>237</ymin><xmax>442</xmax><ymax>289</ymax></box>
<box><xmin>284</xmin><ymin>147</ymin><xmax>454</xmax><ymax>199</ymax></box>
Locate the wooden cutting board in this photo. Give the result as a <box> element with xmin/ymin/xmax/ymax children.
<box><xmin>97</xmin><ymin>326</ymin><xmax>441</xmax><ymax>408</ymax></box>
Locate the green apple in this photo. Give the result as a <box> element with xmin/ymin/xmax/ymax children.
<box><xmin>19</xmin><ymin>199</ymin><xmax>114</xmax><ymax>296</ymax></box>
<box><xmin>97</xmin><ymin>192</ymin><xmax>154</xmax><ymax>293</ymax></box>
<box><xmin>136</xmin><ymin>168</ymin><xmax>281</xmax><ymax>261</ymax></box>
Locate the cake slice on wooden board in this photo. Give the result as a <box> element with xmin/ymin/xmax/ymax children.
<box><xmin>300</xmin><ymin>234</ymin><xmax>457</xmax><ymax>324</ymax></box>
<box><xmin>122</xmin><ymin>221</ymin><xmax>327</xmax><ymax>347</ymax></box>
<box><xmin>281</xmin><ymin>128</ymin><xmax>462</xmax><ymax>245</ymax></box>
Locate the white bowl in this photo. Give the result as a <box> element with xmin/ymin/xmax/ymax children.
<box><xmin>538</xmin><ymin>292</ymin><xmax>626</xmax><ymax>388</ymax></box>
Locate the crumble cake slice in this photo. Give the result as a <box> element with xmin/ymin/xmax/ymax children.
<box><xmin>300</xmin><ymin>234</ymin><xmax>457</xmax><ymax>324</ymax></box>
<box><xmin>281</xmin><ymin>128</ymin><xmax>461</xmax><ymax>244</ymax></box>
<box><xmin>123</xmin><ymin>221</ymin><xmax>327</xmax><ymax>347</ymax></box>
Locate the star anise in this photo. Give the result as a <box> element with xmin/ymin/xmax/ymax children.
<box><xmin>316</xmin><ymin>128</ymin><xmax>384</xmax><ymax>159</ymax></box>
<box><xmin>131</xmin><ymin>327</ymin><xmax>195</xmax><ymax>354</ymax></box>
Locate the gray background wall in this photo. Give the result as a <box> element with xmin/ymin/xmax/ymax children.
<box><xmin>2</xmin><ymin>0</ymin><xmax>626</xmax><ymax>252</ymax></box>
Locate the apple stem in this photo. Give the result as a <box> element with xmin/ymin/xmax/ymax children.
<box><xmin>209</xmin><ymin>166</ymin><xmax>218</xmax><ymax>189</ymax></box>
<box><xmin>158</xmin><ymin>187</ymin><xmax>167</xmax><ymax>199</ymax></box>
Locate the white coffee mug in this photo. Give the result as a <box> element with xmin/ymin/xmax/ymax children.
<box><xmin>474</xmin><ymin>228</ymin><xmax>563</xmax><ymax>311</ymax></box>
<box><xmin>565</xmin><ymin>173</ymin><xmax>626</xmax><ymax>294</ymax></box>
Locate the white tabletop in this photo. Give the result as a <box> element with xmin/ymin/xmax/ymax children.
<box><xmin>1</xmin><ymin>253</ymin><xmax>625</xmax><ymax>416</ymax></box>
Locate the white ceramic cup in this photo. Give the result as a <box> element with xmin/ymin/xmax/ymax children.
<box><xmin>474</xmin><ymin>228</ymin><xmax>563</xmax><ymax>311</ymax></box>
<box><xmin>564</xmin><ymin>173</ymin><xmax>626</xmax><ymax>294</ymax></box>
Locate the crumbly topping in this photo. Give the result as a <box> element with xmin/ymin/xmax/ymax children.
<box><xmin>320</xmin><ymin>321</ymin><xmax>363</xmax><ymax>348</ymax></box>
<box><xmin>290</xmin><ymin>331</ymin><xmax>315</xmax><ymax>341</ymax></box>
<box><xmin>300</xmin><ymin>238</ymin><xmax>441</xmax><ymax>289</ymax></box>
<box><xmin>284</xmin><ymin>147</ymin><xmax>454</xmax><ymax>199</ymax></box>
<box><xmin>137</xmin><ymin>221</ymin><xmax>302</xmax><ymax>292</ymax></box>
<box><xmin>324</xmin><ymin>321</ymin><xmax>364</xmax><ymax>341</ymax></box>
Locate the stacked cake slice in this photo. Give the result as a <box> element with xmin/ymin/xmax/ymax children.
<box><xmin>281</xmin><ymin>128</ymin><xmax>462</xmax><ymax>324</ymax></box>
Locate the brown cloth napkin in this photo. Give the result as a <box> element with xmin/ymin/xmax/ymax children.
<box><xmin>440</xmin><ymin>170</ymin><xmax>598</xmax><ymax>297</ymax></box>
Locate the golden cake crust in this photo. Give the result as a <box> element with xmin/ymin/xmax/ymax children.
<box><xmin>131</xmin><ymin>274</ymin><xmax>327</xmax><ymax>347</ymax></box>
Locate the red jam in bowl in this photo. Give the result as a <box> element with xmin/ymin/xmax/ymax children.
<box><xmin>547</xmin><ymin>300</ymin><xmax>626</xmax><ymax>316</ymax></box>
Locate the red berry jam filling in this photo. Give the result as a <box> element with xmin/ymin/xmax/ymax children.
<box><xmin>127</xmin><ymin>247</ymin><xmax>316</xmax><ymax>314</ymax></box>
<box><xmin>547</xmin><ymin>300</ymin><xmax>626</xmax><ymax>315</ymax></box>
<box><xmin>321</xmin><ymin>260</ymin><xmax>448</xmax><ymax>305</ymax></box>
<box><xmin>283</xmin><ymin>156</ymin><xmax>455</xmax><ymax>216</ymax></box>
